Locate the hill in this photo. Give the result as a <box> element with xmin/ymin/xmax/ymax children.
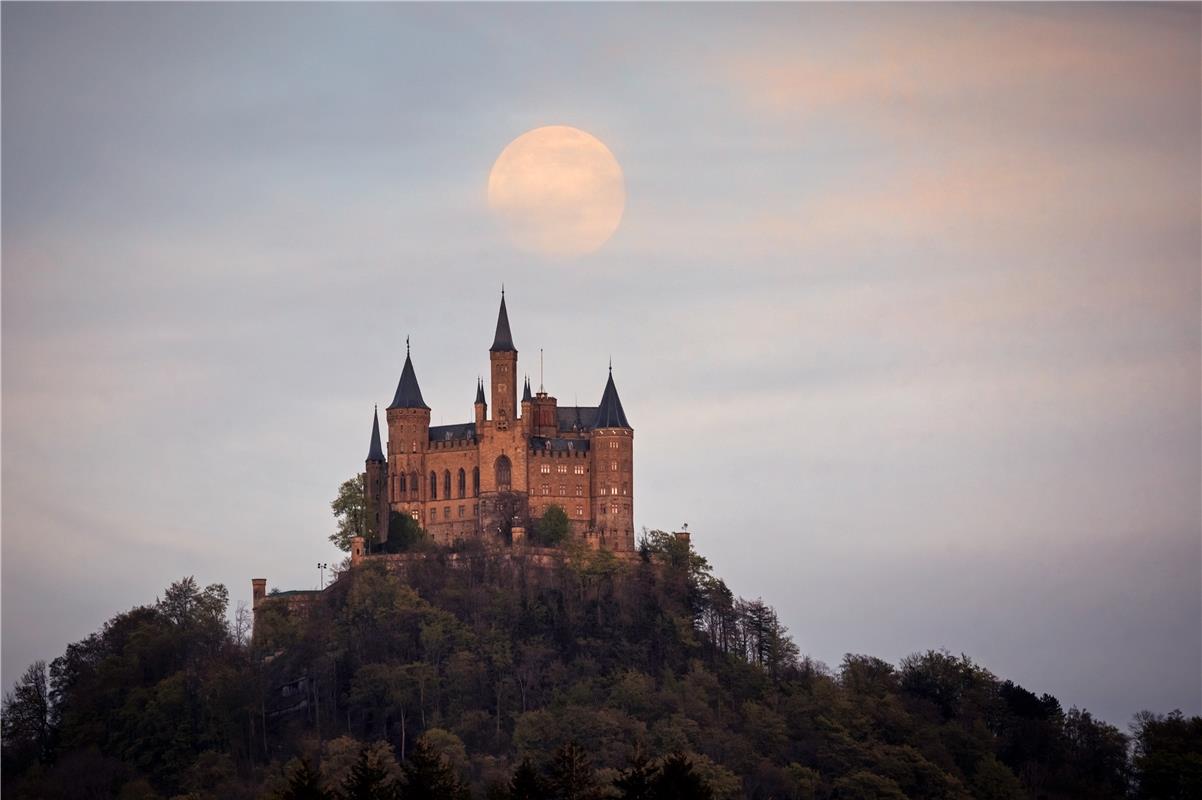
<box><xmin>2</xmin><ymin>531</ymin><xmax>1199</xmax><ymax>799</ymax></box>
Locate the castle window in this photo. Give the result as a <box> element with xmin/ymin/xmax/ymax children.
<box><xmin>458</xmin><ymin>468</ymin><xmax>466</xmax><ymax>498</ymax></box>
<box><xmin>575</xmin><ymin>486</ymin><xmax>584</xmax><ymax>496</ymax></box>
<box><xmin>540</xmin><ymin>464</ymin><xmax>550</xmax><ymax>474</ymax></box>
<box><xmin>541</xmin><ymin>485</ymin><xmax>550</xmax><ymax>495</ymax></box>
<box><xmin>411</xmin><ymin>441</ymin><xmax>417</xmax><ymax>453</ymax></box>
<box><xmin>495</xmin><ymin>455</ymin><xmax>512</xmax><ymax>490</ymax></box>
<box><xmin>473</xmin><ymin>503</ymin><xmax>478</xmax><ymax>515</ymax></box>
<box><xmin>473</xmin><ymin>467</ymin><xmax>480</xmax><ymax>497</ymax></box>
<box><xmin>458</xmin><ymin>505</ymin><xmax>465</xmax><ymax>518</ymax></box>
<box><xmin>559</xmin><ymin>484</ymin><xmax>567</xmax><ymax>495</ymax></box>
<box><xmin>410</xmin><ymin>472</ymin><xmax>419</xmax><ymax>499</ymax></box>
<box><xmin>444</xmin><ymin>506</ymin><xmax>451</xmax><ymax>519</ymax></box>
<box><xmin>609</xmin><ymin>440</ymin><xmax>619</xmax><ymax>449</ymax></box>
<box><xmin>399</xmin><ymin>473</ymin><xmax>407</xmax><ymax>493</ymax></box>
<box><xmin>557</xmin><ymin>464</ymin><xmax>567</xmax><ymax>474</ymax></box>
<box><xmin>574</xmin><ymin>465</ymin><xmax>585</xmax><ymax>475</ymax></box>
<box><xmin>409</xmin><ymin>511</ymin><xmax>419</xmax><ymax>521</ymax></box>
<box><xmin>610</xmin><ymin>461</ymin><xmax>618</xmax><ymax>471</ymax></box>
<box><xmin>443</xmin><ymin>470</ymin><xmax>451</xmax><ymax>498</ymax></box>
<box><xmin>576</xmin><ymin>505</ymin><xmax>583</xmax><ymax>517</ymax></box>
<box><xmin>622</xmin><ymin>482</ymin><xmax>628</xmax><ymax>495</ymax></box>
<box><xmin>611</xmin><ymin>504</ymin><xmax>619</xmax><ymax>514</ymax></box>
<box><xmin>430</xmin><ymin>472</ymin><xmax>438</xmax><ymax>500</ymax></box>
<box><xmin>610</xmin><ymin>487</ymin><xmax>618</xmax><ymax>495</ymax></box>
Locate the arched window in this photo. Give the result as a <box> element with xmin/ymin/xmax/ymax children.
<box><xmin>430</xmin><ymin>471</ymin><xmax>438</xmax><ymax>500</ymax></box>
<box><xmin>472</xmin><ymin>467</ymin><xmax>480</xmax><ymax>497</ymax></box>
<box><xmin>495</xmin><ymin>455</ymin><xmax>512</xmax><ymax>490</ymax></box>
<box><xmin>443</xmin><ymin>470</ymin><xmax>451</xmax><ymax>498</ymax></box>
<box><xmin>409</xmin><ymin>472</ymin><xmax>419</xmax><ymax>499</ymax></box>
<box><xmin>399</xmin><ymin>472</ymin><xmax>406</xmax><ymax>493</ymax></box>
<box><xmin>458</xmin><ymin>468</ymin><xmax>466</xmax><ymax>498</ymax></box>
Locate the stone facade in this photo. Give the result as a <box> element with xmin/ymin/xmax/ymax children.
<box><xmin>364</xmin><ymin>293</ymin><xmax>635</xmax><ymax>553</ymax></box>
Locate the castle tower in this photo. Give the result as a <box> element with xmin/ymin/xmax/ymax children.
<box><xmin>489</xmin><ymin>292</ymin><xmax>518</xmax><ymax>430</ymax></box>
<box><xmin>520</xmin><ymin>376</ymin><xmax>533</xmax><ymax>435</ymax></box>
<box><xmin>364</xmin><ymin>406</ymin><xmax>389</xmax><ymax>544</ymax></box>
<box><xmin>591</xmin><ymin>365</ymin><xmax>634</xmax><ymax>551</ymax></box>
<box><xmin>386</xmin><ymin>340</ymin><xmax>431</xmax><ymax>512</ymax></box>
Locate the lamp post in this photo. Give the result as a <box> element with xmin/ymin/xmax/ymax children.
<box><xmin>317</xmin><ymin>562</ymin><xmax>328</xmax><ymax>589</ymax></box>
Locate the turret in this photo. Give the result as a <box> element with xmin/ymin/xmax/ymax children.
<box><xmin>521</xmin><ymin>376</ymin><xmax>533</xmax><ymax>434</ymax></box>
<box><xmin>386</xmin><ymin>339</ymin><xmax>431</xmax><ymax>505</ymax></box>
<box><xmin>489</xmin><ymin>291</ymin><xmax>518</xmax><ymax>430</ymax></box>
<box><xmin>365</xmin><ymin>406</ymin><xmax>389</xmax><ymax>544</ymax></box>
<box><xmin>474</xmin><ymin>377</ymin><xmax>487</xmax><ymax>428</ymax></box>
<box><xmin>591</xmin><ymin>364</ymin><xmax>634</xmax><ymax>551</ymax></box>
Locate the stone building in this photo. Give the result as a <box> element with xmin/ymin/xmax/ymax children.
<box><xmin>363</xmin><ymin>292</ymin><xmax>634</xmax><ymax>552</ymax></box>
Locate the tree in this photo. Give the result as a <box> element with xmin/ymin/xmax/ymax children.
<box><xmin>342</xmin><ymin>745</ymin><xmax>398</xmax><ymax>800</ymax></box>
<box><xmin>1130</xmin><ymin>710</ymin><xmax>1202</xmax><ymax>800</ymax></box>
<box><xmin>1</xmin><ymin>661</ymin><xmax>53</xmax><ymax>773</ymax></box>
<box><xmin>331</xmin><ymin>472</ymin><xmax>368</xmax><ymax>551</ymax></box>
<box><xmin>398</xmin><ymin>738</ymin><xmax>464</xmax><ymax>800</ymax></box>
<box><xmin>546</xmin><ymin>741</ymin><xmax>600</xmax><ymax>800</ymax></box>
<box><xmin>532</xmin><ymin>505</ymin><xmax>571</xmax><ymax>547</ymax></box>
<box><xmin>508</xmin><ymin>758</ymin><xmax>547</xmax><ymax>800</ymax></box>
<box><xmin>652</xmin><ymin>753</ymin><xmax>713</xmax><ymax>800</ymax></box>
<box><xmin>382</xmin><ymin>511</ymin><xmax>426</xmax><ymax>554</ymax></box>
<box><xmin>613</xmin><ymin>748</ymin><xmax>658</xmax><ymax>800</ymax></box>
<box><xmin>281</xmin><ymin>757</ymin><xmax>331</xmax><ymax>800</ymax></box>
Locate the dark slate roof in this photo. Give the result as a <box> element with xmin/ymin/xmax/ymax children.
<box><xmin>557</xmin><ymin>406</ymin><xmax>598</xmax><ymax>432</ymax></box>
<box><xmin>388</xmin><ymin>351</ymin><xmax>429</xmax><ymax>410</ymax></box>
<box><xmin>530</xmin><ymin>436</ymin><xmax>590</xmax><ymax>454</ymax></box>
<box><xmin>429</xmin><ymin>422</ymin><xmax>477</xmax><ymax>442</ymax></box>
<box><xmin>522</xmin><ymin>376</ymin><xmax>532</xmax><ymax>402</ymax></box>
<box><xmin>490</xmin><ymin>294</ymin><xmax>516</xmax><ymax>352</ymax></box>
<box><xmin>594</xmin><ymin>370</ymin><xmax>631</xmax><ymax>428</ymax></box>
<box><xmin>367</xmin><ymin>407</ymin><xmax>385</xmax><ymax>462</ymax></box>
<box><xmin>475</xmin><ymin>378</ymin><xmax>486</xmax><ymax>405</ymax></box>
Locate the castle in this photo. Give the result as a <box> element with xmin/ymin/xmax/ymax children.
<box><xmin>360</xmin><ymin>291</ymin><xmax>635</xmax><ymax>554</ymax></box>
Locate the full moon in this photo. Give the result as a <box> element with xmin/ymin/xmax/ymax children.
<box><xmin>487</xmin><ymin>125</ymin><xmax>625</xmax><ymax>258</ymax></box>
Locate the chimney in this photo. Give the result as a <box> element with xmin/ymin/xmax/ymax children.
<box><xmin>251</xmin><ymin>578</ymin><xmax>267</xmax><ymax>609</ymax></box>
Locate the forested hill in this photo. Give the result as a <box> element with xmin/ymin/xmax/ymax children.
<box><xmin>3</xmin><ymin>531</ymin><xmax>1199</xmax><ymax>800</ymax></box>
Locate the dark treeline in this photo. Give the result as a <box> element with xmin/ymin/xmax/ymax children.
<box><xmin>2</xmin><ymin>530</ymin><xmax>1200</xmax><ymax>799</ymax></box>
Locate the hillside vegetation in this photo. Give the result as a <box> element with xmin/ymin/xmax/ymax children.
<box><xmin>2</xmin><ymin>531</ymin><xmax>1199</xmax><ymax>799</ymax></box>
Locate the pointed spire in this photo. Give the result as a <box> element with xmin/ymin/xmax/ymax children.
<box><xmin>475</xmin><ymin>377</ymin><xmax>486</xmax><ymax>405</ymax></box>
<box><xmin>367</xmin><ymin>406</ymin><xmax>385</xmax><ymax>461</ymax></box>
<box><xmin>595</xmin><ymin>365</ymin><xmax>631</xmax><ymax>429</ymax></box>
<box><xmin>522</xmin><ymin>375</ymin><xmax>532</xmax><ymax>402</ymax></box>
<box><xmin>489</xmin><ymin>291</ymin><xmax>516</xmax><ymax>352</ymax></box>
<box><xmin>387</xmin><ymin>343</ymin><xmax>429</xmax><ymax>409</ymax></box>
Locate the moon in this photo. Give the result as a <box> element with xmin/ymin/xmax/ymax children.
<box><xmin>487</xmin><ymin>125</ymin><xmax>625</xmax><ymax>258</ymax></box>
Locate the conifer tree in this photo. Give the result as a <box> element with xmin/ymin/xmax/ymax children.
<box><xmin>651</xmin><ymin>753</ymin><xmax>713</xmax><ymax>800</ymax></box>
<box><xmin>342</xmin><ymin>746</ymin><xmax>397</xmax><ymax>800</ymax></box>
<box><xmin>508</xmin><ymin>758</ymin><xmax>546</xmax><ymax>800</ymax></box>
<box><xmin>398</xmin><ymin>739</ymin><xmax>463</xmax><ymax>800</ymax></box>
<box><xmin>613</xmin><ymin>747</ymin><xmax>658</xmax><ymax>800</ymax></box>
<box><xmin>546</xmin><ymin>741</ymin><xmax>600</xmax><ymax>800</ymax></box>
<box><xmin>281</xmin><ymin>757</ymin><xmax>330</xmax><ymax>800</ymax></box>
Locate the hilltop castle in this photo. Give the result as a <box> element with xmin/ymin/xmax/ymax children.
<box><xmin>360</xmin><ymin>291</ymin><xmax>635</xmax><ymax>554</ymax></box>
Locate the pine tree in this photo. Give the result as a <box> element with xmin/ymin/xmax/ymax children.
<box><xmin>508</xmin><ymin>758</ymin><xmax>546</xmax><ymax>800</ymax></box>
<box><xmin>342</xmin><ymin>746</ymin><xmax>397</xmax><ymax>800</ymax></box>
<box><xmin>651</xmin><ymin>753</ymin><xmax>713</xmax><ymax>800</ymax></box>
<box><xmin>613</xmin><ymin>747</ymin><xmax>658</xmax><ymax>800</ymax></box>
<box><xmin>399</xmin><ymin>739</ymin><xmax>463</xmax><ymax>800</ymax></box>
<box><xmin>281</xmin><ymin>757</ymin><xmax>330</xmax><ymax>800</ymax></box>
<box><xmin>546</xmin><ymin>741</ymin><xmax>599</xmax><ymax>800</ymax></box>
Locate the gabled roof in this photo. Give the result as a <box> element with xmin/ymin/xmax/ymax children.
<box><xmin>594</xmin><ymin>369</ymin><xmax>631</xmax><ymax>429</ymax></box>
<box><xmin>490</xmin><ymin>293</ymin><xmax>516</xmax><ymax>352</ymax></box>
<box><xmin>366</xmin><ymin>407</ymin><xmax>385</xmax><ymax>462</ymax></box>
<box><xmin>429</xmin><ymin>422</ymin><xmax>477</xmax><ymax>442</ymax></box>
<box><xmin>388</xmin><ymin>347</ymin><xmax>429</xmax><ymax>410</ymax></box>
<box><xmin>556</xmin><ymin>406</ymin><xmax>598</xmax><ymax>432</ymax></box>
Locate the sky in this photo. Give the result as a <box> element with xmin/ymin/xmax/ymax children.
<box><xmin>3</xmin><ymin>2</ymin><xmax>1199</xmax><ymax>729</ymax></box>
